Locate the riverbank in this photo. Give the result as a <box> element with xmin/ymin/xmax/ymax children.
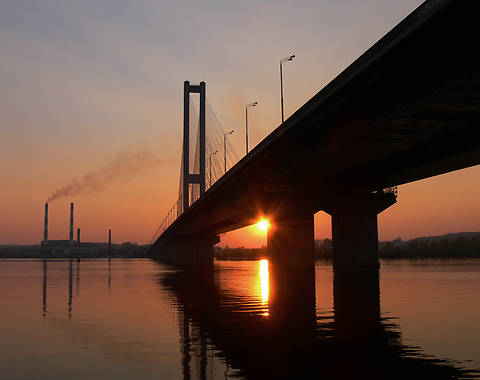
<box><xmin>3</xmin><ymin>232</ymin><xmax>480</xmax><ymax>260</ymax></box>
<box><xmin>0</xmin><ymin>243</ymin><xmax>149</xmax><ymax>258</ymax></box>
<box><xmin>215</xmin><ymin>232</ymin><xmax>480</xmax><ymax>260</ymax></box>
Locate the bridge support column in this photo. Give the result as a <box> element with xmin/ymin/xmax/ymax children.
<box><xmin>150</xmin><ymin>234</ymin><xmax>219</xmax><ymax>269</ymax></box>
<box><xmin>267</xmin><ymin>199</ymin><xmax>314</xmax><ymax>271</ymax></box>
<box><xmin>324</xmin><ymin>192</ymin><xmax>396</xmax><ymax>269</ymax></box>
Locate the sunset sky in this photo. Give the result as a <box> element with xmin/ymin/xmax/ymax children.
<box><xmin>1</xmin><ymin>0</ymin><xmax>479</xmax><ymax>246</ymax></box>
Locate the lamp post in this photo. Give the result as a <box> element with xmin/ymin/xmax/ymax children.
<box><xmin>224</xmin><ymin>130</ymin><xmax>234</xmax><ymax>174</ymax></box>
<box><xmin>209</xmin><ymin>150</ymin><xmax>218</xmax><ymax>187</ymax></box>
<box><xmin>245</xmin><ymin>102</ymin><xmax>258</xmax><ymax>155</ymax></box>
<box><xmin>280</xmin><ymin>54</ymin><xmax>295</xmax><ymax>123</ymax></box>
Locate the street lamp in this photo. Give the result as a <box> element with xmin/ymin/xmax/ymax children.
<box><xmin>209</xmin><ymin>150</ymin><xmax>218</xmax><ymax>187</ymax></box>
<box><xmin>245</xmin><ymin>102</ymin><xmax>258</xmax><ymax>155</ymax></box>
<box><xmin>280</xmin><ymin>54</ymin><xmax>295</xmax><ymax>123</ymax></box>
<box><xmin>224</xmin><ymin>130</ymin><xmax>234</xmax><ymax>174</ymax></box>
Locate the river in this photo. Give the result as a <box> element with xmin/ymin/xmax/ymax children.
<box><xmin>0</xmin><ymin>258</ymin><xmax>479</xmax><ymax>379</ymax></box>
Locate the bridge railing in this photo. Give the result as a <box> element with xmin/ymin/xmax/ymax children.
<box><xmin>150</xmin><ymin>198</ymin><xmax>181</xmax><ymax>244</ymax></box>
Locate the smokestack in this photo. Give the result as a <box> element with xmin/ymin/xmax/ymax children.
<box><xmin>108</xmin><ymin>229</ymin><xmax>112</xmax><ymax>254</ymax></box>
<box><xmin>43</xmin><ymin>203</ymin><xmax>48</xmax><ymax>242</ymax></box>
<box><xmin>69</xmin><ymin>202</ymin><xmax>74</xmax><ymax>244</ymax></box>
<box><xmin>77</xmin><ymin>228</ymin><xmax>80</xmax><ymax>243</ymax></box>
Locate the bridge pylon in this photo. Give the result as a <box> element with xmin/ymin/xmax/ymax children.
<box><xmin>182</xmin><ymin>81</ymin><xmax>206</xmax><ymax>212</ymax></box>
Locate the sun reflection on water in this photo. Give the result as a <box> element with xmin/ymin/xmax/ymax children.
<box><xmin>259</xmin><ymin>259</ymin><xmax>269</xmax><ymax>316</ymax></box>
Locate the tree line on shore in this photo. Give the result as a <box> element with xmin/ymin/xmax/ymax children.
<box><xmin>215</xmin><ymin>232</ymin><xmax>480</xmax><ymax>260</ymax></box>
<box><xmin>379</xmin><ymin>232</ymin><xmax>480</xmax><ymax>259</ymax></box>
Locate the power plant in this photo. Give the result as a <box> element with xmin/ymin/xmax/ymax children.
<box><xmin>41</xmin><ymin>202</ymin><xmax>111</xmax><ymax>257</ymax></box>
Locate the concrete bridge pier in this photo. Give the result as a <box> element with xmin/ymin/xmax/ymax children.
<box><xmin>267</xmin><ymin>198</ymin><xmax>315</xmax><ymax>271</ymax></box>
<box><xmin>324</xmin><ymin>192</ymin><xmax>396</xmax><ymax>269</ymax></box>
<box><xmin>150</xmin><ymin>234</ymin><xmax>219</xmax><ymax>269</ymax></box>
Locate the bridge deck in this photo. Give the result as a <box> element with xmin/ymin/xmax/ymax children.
<box><xmin>154</xmin><ymin>0</ymin><xmax>480</xmax><ymax>243</ymax></box>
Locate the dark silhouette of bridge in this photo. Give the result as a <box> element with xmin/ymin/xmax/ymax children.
<box><xmin>149</xmin><ymin>0</ymin><xmax>480</xmax><ymax>271</ymax></box>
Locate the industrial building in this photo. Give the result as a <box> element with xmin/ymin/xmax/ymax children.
<box><xmin>41</xmin><ymin>203</ymin><xmax>111</xmax><ymax>258</ymax></box>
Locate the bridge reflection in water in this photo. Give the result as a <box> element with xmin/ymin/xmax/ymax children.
<box><xmin>159</xmin><ymin>260</ymin><xmax>476</xmax><ymax>380</ymax></box>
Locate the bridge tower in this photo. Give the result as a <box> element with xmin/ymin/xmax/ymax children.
<box><xmin>182</xmin><ymin>81</ymin><xmax>206</xmax><ymax>212</ymax></box>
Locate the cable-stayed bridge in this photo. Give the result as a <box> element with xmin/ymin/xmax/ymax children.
<box><xmin>149</xmin><ymin>83</ymin><xmax>240</xmax><ymax>242</ymax></box>
<box><xmin>149</xmin><ymin>0</ymin><xmax>480</xmax><ymax>273</ymax></box>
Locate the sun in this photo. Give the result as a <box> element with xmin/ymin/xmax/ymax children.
<box><xmin>257</xmin><ymin>219</ymin><xmax>269</xmax><ymax>232</ymax></box>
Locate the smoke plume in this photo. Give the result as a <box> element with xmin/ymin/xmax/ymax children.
<box><xmin>47</xmin><ymin>149</ymin><xmax>162</xmax><ymax>202</ymax></box>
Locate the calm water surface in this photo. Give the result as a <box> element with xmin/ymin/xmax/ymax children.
<box><xmin>0</xmin><ymin>258</ymin><xmax>479</xmax><ymax>379</ymax></box>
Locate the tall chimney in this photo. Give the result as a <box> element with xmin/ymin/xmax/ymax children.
<box><xmin>69</xmin><ymin>202</ymin><xmax>74</xmax><ymax>244</ymax></box>
<box><xmin>77</xmin><ymin>228</ymin><xmax>80</xmax><ymax>243</ymax></box>
<box><xmin>108</xmin><ymin>229</ymin><xmax>112</xmax><ymax>254</ymax></box>
<box><xmin>43</xmin><ymin>203</ymin><xmax>48</xmax><ymax>243</ymax></box>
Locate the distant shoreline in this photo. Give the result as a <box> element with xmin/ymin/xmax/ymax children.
<box><xmin>0</xmin><ymin>243</ymin><xmax>149</xmax><ymax>259</ymax></box>
<box><xmin>215</xmin><ymin>232</ymin><xmax>480</xmax><ymax>261</ymax></box>
<box><xmin>2</xmin><ymin>232</ymin><xmax>480</xmax><ymax>260</ymax></box>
